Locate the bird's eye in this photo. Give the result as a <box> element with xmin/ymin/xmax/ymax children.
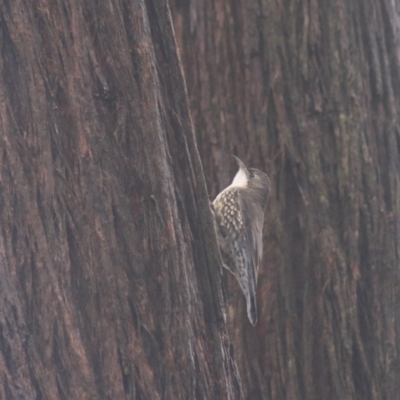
<box><xmin>249</xmin><ymin>173</ymin><xmax>255</xmax><ymax>178</ymax></box>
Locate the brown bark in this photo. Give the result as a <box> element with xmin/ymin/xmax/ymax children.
<box><xmin>0</xmin><ymin>1</ymin><xmax>243</xmax><ymax>399</ymax></box>
<box><xmin>171</xmin><ymin>0</ymin><xmax>400</xmax><ymax>399</ymax></box>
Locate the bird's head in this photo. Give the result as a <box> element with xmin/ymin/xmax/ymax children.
<box><xmin>231</xmin><ymin>155</ymin><xmax>271</xmax><ymax>197</ymax></box>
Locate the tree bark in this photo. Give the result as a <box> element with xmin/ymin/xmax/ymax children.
<box><xmin>0</xmin><ymin>1</ymin><xmax>243</xmax><ymax>399</ymax></box>
<box><xmin>170</xmin><ymin>0</ymin><xmax>400</xmax><ymax>399</ymax></box>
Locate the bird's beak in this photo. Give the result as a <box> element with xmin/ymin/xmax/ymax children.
<box><xmin>232</xmin><ymin>155</ymin><xmax>248</xmax><ymax>173</ymax></box>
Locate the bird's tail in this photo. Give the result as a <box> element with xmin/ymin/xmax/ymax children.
<box><xmin>237</xmin><ymin>259</ymin><xmax>258</xmax><ymax>325</ymax></box>
<box><xmin>232</xmin><ymin>269</ymin><xmax>258</xmax><ymax>325</ymax></box>
<box><xmin>229</xmin><ymin>244</ymin><xmax>259</xmax><ymax>325</ymax></box>
<box><xmin>246</xmin><ymin>282</ymin><xmax>258</xmax><ymax>326</ymax></box>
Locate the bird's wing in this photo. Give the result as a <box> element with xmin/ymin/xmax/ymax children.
<box><xmin>213</xmin><ymin>188</ymin><xmax>262</xmax><ymax>279</ymax></box>
<box><xmin>238</xmin><ymin>190</ymin><xmax>263</xmax><ymax>283</ymax></box>
<box><xmin>237</xmin><ymin>191</ymin><xmax>263</xmax><ymax>324</ymax></box>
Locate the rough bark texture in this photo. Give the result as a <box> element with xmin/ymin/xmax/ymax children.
<box><xmin>0</xmin><ymin>1</ymin><xmax>243</xmax><ymax>399</ymax></box>
<box><xmin>171</xmin><ymin>0</ymin><xmax>400</xmax><ymax>399</ymax></box>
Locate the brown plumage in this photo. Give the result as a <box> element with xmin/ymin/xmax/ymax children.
<box><xmin>213</xmin><ymin>156</ymin><xmax>271</xmax><ymax>325</ymax></box>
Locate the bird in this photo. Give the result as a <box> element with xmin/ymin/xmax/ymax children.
<box><xmin>212</xmin><ymin>156</ymin><xmax>271</xmax><ymax>325</ymax></box>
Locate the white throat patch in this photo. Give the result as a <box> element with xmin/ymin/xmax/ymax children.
<box><xmin>231</xmin><ymin>168</ymin><xmax>248</xmax><ymax>188</ymax></box>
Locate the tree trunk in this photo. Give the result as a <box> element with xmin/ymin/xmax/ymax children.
<box><xmin>170</xmin><ymin>0</ymin><xmax>400</xmax><ymax>399</ymax></box>
<box><xmin>0</xmin><ymin>1</ymin><xmax>243</xmax><ymax>399</ymax></box>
